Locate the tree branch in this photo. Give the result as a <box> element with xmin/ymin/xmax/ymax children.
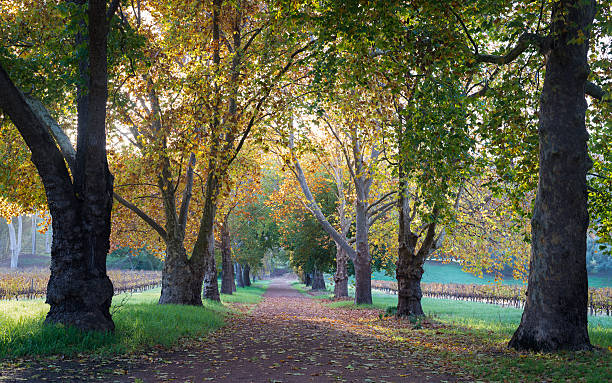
<box><xmin>178</xmin><ymin>152</ymin><xmax>196</xmax><ymax>236</ymax></box>
<box><xmin>113</xmin><ymin>192</ymin><xmax>167</xmax><ymax>239</ymax></box>
<box><xmin>289</xmin><ymin>134</ymin><xmax>357</xmax><ymax>260</ymax></box>
<box><xmin>475</xmin><ymin>33</ymin><xmax>549</xmax><ymax>65</ymax></box>
<box><xmin>585</xmin><ymin>81</ymin><xmax>610</xmax><ymax>103</ymax></box>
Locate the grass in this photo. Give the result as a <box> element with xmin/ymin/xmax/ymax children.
<box><xmin>0</xmin><ymin>281</ymin><xmax>269</xmax><ymax>359</ymax></box>
<box><xmin>221</xmin><ymin>281</ymin><xmax>269</xmax><ymax>304</ymax></box>
<box><xmin>323</xmin><ymin>288</ymin><xmax>612</xmax><ymax>348</ymax></box>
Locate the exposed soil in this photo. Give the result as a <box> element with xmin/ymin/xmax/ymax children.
<box><xmin>1</xmin><ymin>278</ymin><xmax>461</xmax><ymax>382</ymax></box>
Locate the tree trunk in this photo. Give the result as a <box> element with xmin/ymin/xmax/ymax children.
<box><xmin>231</xmin><ymin>261</ymin><xmax>236</xmax><ymax>292</ymax></box>
<box><xmin>236</xmin><ymin>263</ymin><xmax>245</xmax><ymax>287</ymax></box>
<box><xmin>396</xmin><ymin>179</ymin><xmax>425</xmax><ymax>317</ymax></box>
<box><xmin>31</xmin><ymin>214</ymin><xmax>36</xmax><ymax>255</ymax></box>
<box><xmin>159</xmin><ymin>241</ymin><xmax>204</xmax><ymax>305</ymax></box>
<box><xmin>7</xmin><ymin>217</ymin><xmax>21</xmax><ymax>269</ymax></box>
<box><xmin>45</xmin><ymin>225</ymin><xmax>52</xmax><ymax>254</ymax></box>
<box><xmin>202</xmin><ymin>241</ymin><xmax>220</xmax><ymax>301</ymax></box>
<box><xmin>242</xmin><ymin>264</ymin><xmax>251</xmax><ymax>286</ymax></box>
<box><xmin>220</xmin><ymin>224</ymin><xmax>234</xmax><ymax>294</ymax></box>
<box><xmin>333</xmin><ymin>246</ymin><xmax>349</xmax><ymax>298</ymax></box>
<box><xmin>0</xmin><ymin>1</ymin><xmax>117</xmax><ymax>332</ymax></box>
<box><xmin>396</xmin><ymin>244</ymin><xmax>425</xmax><ymax>317</ymax></box>
<box><xmin>311</xmin><ymin>269</ymin><xmax>326</xmax><ymax>290</ymax></box>
<box><xmin>354</xmin><ymin>198</ymin><xmax>372</xmax><ymax>304</ymax></box>
<box><xmin>353</xmin><ymin>252</ymin><xmax>372</xmax><ymax>305</ymax></box>
<box><xmin>304</xmin><ymin>272</ymin><xmax>312</xmax><ymax>286</ymax></box>
<box><xmin>508</xmin><ymin>0</ymin><xmax>595</xmax><ymax>352</ymax></box>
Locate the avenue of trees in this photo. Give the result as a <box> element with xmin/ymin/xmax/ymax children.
<box><xmin>0</xmin><ymin>0</ymin><xmax>610</xmax><ymax>353</ymax></box>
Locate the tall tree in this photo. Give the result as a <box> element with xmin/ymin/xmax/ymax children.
<box><xmin>457</xmin><ymin>0</ymin><xmax>608</xmax><ymax>350</ymax></box>
<box><xmin>505</xmin><ymin>0</ymin><xmax>597</xmax><ymax>351</ymax></box>
<box><xmin>0</xmin><ymin>0</ymin><xmax>120</xmax><ymax>331</ymax></box>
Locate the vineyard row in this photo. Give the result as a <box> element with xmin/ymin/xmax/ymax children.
<box><xmin>371</xmin><ymin>280</ymin><xmax>612</xmax><ymax>316</ymax></box>
<box><xmin>0</xmin><ymin>269</ymin><xmax>161</xmax><ymax>301</ymax></box>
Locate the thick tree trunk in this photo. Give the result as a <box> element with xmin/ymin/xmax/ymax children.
<box><xmin>508</xmin><ymin>0</ymin><xmax>595</xmax><ymax>352</ymax></box>
<box><xmin>396</xmin><ymin>179</ymin><xmax>425</xmax><ymax>317</ymax></box>
<box><xmin>396</xmin><ymin>244</ymin><xmax>425</xmax><ymax>317</ymax></box>
<box><xmin>304</xmin><ymin>272</ymin><xmax>312</xmax><ymax>286</ymax></box>
<box><xmin>242</xmin><ymin>264</ymin><xmax>251</xmax><ymax>287</ymax></box>
<box><xmin>354</xmin><ymin>200</ymin><xmax>372</xmax><ymax>305</ymax></box>
<box><xmin>45</xmin><ymin>208</ymin><xmax>115</xmax><ymax>331</ymax></box>
<box><xmin>159</xmin><ymin>241</ymin><xmax>204</xmax><ymax>305</ymax></box>
<box><xmin>353</xmin><ymin>242</ymin><xmax>372</xmax><ymax>305</ymax></box>
<box><xmin>220</xmin><ymin>225</ymin><xmax>234</xmax><ymax>294</ymax></box>
<box><xmin>311</xmin><ymin>269</ymin><xmax>326</xmax><ymax>290</ymax></box>
<box><xmin>202</xmin><ymin>244</ymin><xmax>220</xmax><ymax>301</ymax></box>
<box><xmin>333</xmin><ymin>247</ymin><xmax>349</xmax><ymax>298</ymax></box>
<box><xmin>235</xmin><ymin>263</ymin><xmax>244</xmax><ymax>287</ymax></box>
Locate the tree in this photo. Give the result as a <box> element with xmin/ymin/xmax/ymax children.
<box><xmin>7</xmin><ymin>215</ymin><xmax>22</xmax><ymax>269</ymax></box>
<box><xmin>216</xmin><ymin>155</ymin><xmax>262</xmax><ymax>294</ymax></box>
<box><xmin>458</xmin><ymin>0</ymin><xmax>608</xmax><ymax>351</ymax></box>
<box><xmin>274</xmin><ymin>172</ymin><xmax>337</xmax><ymax>291</ymax></box>
<box><xmin>109</xmin><ymin>0</ymin><xmax>308</xmax><ymax>304</ymax></box>
<box><xmin>0</xmin><ymin>0</ymin><xmax>120</xmax><ymax>331</ymax></box>
<box><xmin>287</xmin><ymin>117</ymin><xmax>394</xmax><ymax>304</ymax></box>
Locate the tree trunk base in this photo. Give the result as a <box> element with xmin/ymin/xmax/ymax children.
<box><xmin>159</xmin><ymin>258</ymin><xmax>204</xmax><ymax>305</ymax></box>
<box><xmin>396</xmin><ymin>298</ymin><xmax>424</xmax><ymax>317</ymax></box>
<box><xmin>311</xmin><ymin>270</ymin><xmax>326</xmax><ymax>290</ymax></box>
<box><xmin>508</xmin><ymin>315</ymin><xmax>592</xmax><ymax>352</ymax></box>
<box><xmin>45</xmin><ymin>274</ymin><xmax>114</xmax><ymax>332</ymax></box>
<box><xmin>334</xmin><ymin>275</ymin><xmax>348</xmax><ymax>298</ymax></box>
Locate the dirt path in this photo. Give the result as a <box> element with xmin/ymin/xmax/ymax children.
<box><xmin>2</xmin><ymin>279</ymin><xmax>461</xmax><ymax>382</ymax></box>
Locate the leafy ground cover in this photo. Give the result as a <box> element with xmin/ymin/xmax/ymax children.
<box><xmin>1</xmin><ymin>279</ymin><xmax>459</xmax><ymax>383</ymax></box>
<box><xmin>0</xmin><ymin>282</ymin><xmax>269</xmax><ymax>359</ymax></box>
<box><xmin>297</xmin><ymin>283</ymin><xmax>612</xmax><ymax>382</ymax></box>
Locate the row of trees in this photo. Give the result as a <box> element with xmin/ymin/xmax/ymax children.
<box><xmin>0</xmin><ymin>0</ymin><xmax>609</xmax><ymax>353</ymax></box>
<box><xmin>0</xmin><ymin>214</ymin><xmax>52</xmax><ymax>268</ymax></box>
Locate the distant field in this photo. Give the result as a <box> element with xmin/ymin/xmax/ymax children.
<box><xmin>370</xmin><ymin>261</ymin><xmax>612</xmax><ymax>288</ymax></box>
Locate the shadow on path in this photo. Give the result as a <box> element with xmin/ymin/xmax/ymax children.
<box><xmin>1</xmin><ymin>278</ymin><xmax>461</xmax><ymax>383</ymax></box>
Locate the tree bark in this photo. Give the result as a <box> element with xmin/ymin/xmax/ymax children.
<box><xmin>311</xmin><ymin>269</ymin><xmax>326</xmax><ymax>290</ymax></box>
<box><xmin>508</xmin><ymin>0</ymin><xmax>595</xmax><ymax>352</ymax></box>
<box><xmin>220</xmin><ymin>223</ymin><xmax>234</xmax><ymax>294</ymax></box>
<box><xmin>159</xmin><ymin>240</ymin><xmax>204</xmax><ymax>305</ymax></box>
<box><xmin>242</xmin><ymin>264</ymin><xmax>251</xmax><ymax>286</ymax></box>
<box><xmin>202</xmin><ymin>241</ymin><xmax>220</xmax><ymax>301</ymax></box>
<box><xmin>7</xmin><ymin>216</ymin><xmax>22</xmax><ymax>269</ymax></box>
<box><xmin>333</xmin><ymin>246</ymin><xmax>349</xmax><ymax>297</ymax></box>
<box><xmin>396</xmin><ymin>177</ymin><xmax>425</xmax><ymax>317</ymax></box>
<box><xmin>396</xmin><ymin>239</ymin><xmax>425</xmax><ymax>317</ymax></box>
<box><xmin>304</xmin><ymin>272</ymin><xmax>312</xmax><ymax>286</ymax></box>
<box><xmin>353</xmin><ymin>243</ymin><xmax>372</xmax><ymax>305</ymax></box>
<box><xmin>236</xmin><ymin>263</ymin><xmax>245</xmax><ymax>287</ymax></box>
